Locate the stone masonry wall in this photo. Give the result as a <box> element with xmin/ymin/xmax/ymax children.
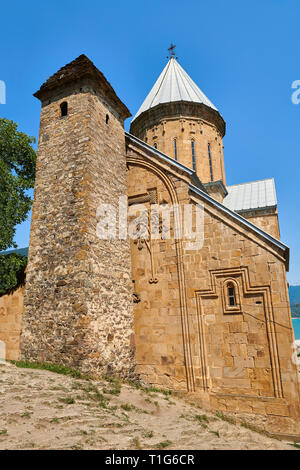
<box><xmin>126</xmin><ymin>142</ymin><xmax>300</xmax><ymax>425</ymax></box>
<box><xmin>0</xmin><ymin>287</ymin><xmax>24</xmax><ymax>361</ymax></box>
<box><xmin>183</xmin><ymin>197</ymin><xmax>298</xmax><ymax>406</ymax></box>
<box><xmin>241</xmin><ymin>210</ymin><xmax>280</xmax><ymax>239</ymax></box>
<box><xmin>21</xmin><ymin>78</ymin><xmax>135</xmax><ymax>378</ymax></box>
<box><xmin>143</xmin><ymin>117</ymin><xmax>226</xmax><ymax>186</ymax></box>
<box><xmin>130</xmin><ymin>100</ymin><xmax>226</xmax><ymax>189</ymax></box>
<box><xmin>127</xmin><ymin>162</ymin><xmax>186</xmax><ymax>390</ymax></box>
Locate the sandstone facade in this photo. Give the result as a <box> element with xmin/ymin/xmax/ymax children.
<box><xmin>241</xmin><ymin>209</ymin><xmax>280</xmax><ymax>240</ymax></box>
<box><xmin>0</xmin><ymin>287</ymin><xmax>24</xmax><ymax>361</ymax></box>
<box><xmin>126</xmin><ymin>137</ymin><xmax>299</xmax><ymax>413</ymax></box>
<box><xmin>131</xmin><ymin>101</ymin><xmax>226</xmax><ymax>207</ymax></box>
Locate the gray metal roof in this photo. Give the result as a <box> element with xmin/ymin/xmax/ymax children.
<box><xmin>132</xmin><ymin>57</ymin><xmax>217</xmax><ymax>121</ymax></box>
<box><xmin>223</xmin><ymin>178</ymin><xmax>277</xmax><ymax>212</ymax></box>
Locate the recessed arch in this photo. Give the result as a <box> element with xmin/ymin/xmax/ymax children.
<box><xmin>191</xmin><ymin>139</ymin><xmax>196</xmax><ymax>172</ymax></box>
<box><xmin>173</xmin><ymin>137</ymin><xmax>178</xmax><ymax>161</ymax></box>
<box><xmin>207</xmin><ymin>143</ymin><xmax>213</xmax><ymax>181</ymax></box>
<box><xmin>126</xmin><ymin>153</ymin><xmax>195</xmax><ymax>392</ymax></box>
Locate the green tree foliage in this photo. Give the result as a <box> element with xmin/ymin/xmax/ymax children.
<box><xmin>0</xmin><ymin>253</ymin><xmax>27</xmax><ymax>295</ymax></box>
<box><xmin>0</xmin><ymin>118</ymin><xmax>36</xmax><ymax>294</ymax></box>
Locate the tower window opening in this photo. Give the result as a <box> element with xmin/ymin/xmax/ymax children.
<box><xmin>106</xmin><ymin>114</ymin><xmax>109</xmax><ymax>124</ymax></box>
<box><xmin>208</xmin><ymin>144</ymin><xmax>214</xmax><ymax>181</ymax></box>
<box><xmin>174</xmin><ymin>139</ymin><xmax>177</xmax><ymax>161</ymax></box>
<box><xmin>60</xmin><ymin>102</ymin><xmax>68</xmax><ymax>117</ymax></box>
<box><xmin>191</xmin><ymin>140</ymin><xmax>196</xmax><ymax>171</ymax></box>
<box><xmin>154</xmin><ymin>142</ymin><xmax>157</xmax><ymax>149</ymax></box>
<box><xmin>227</xmin><ymin>283</ymin><xmax>236</xmax><ymax>306</ymax></box>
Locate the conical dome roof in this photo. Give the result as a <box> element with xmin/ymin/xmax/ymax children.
<box><xmin>132</xmin><ymin>57</ymin><xmax>218</xmax><ymax>121</ymax></box>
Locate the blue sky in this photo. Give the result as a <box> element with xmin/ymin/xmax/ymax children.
<box><xmin>1</xmin><ymin>0</ymin><xmax>300</xmax><ymax>284</ymax></box>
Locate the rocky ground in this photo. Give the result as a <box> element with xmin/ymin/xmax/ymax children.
<box><xmin>0</xmin><ymin>362</ymin><xmax>298</xmax><ymax>450</ymax></box>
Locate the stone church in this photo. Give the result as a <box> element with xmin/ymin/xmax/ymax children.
<box><xmin>1</xmin><ymin>53</ymin><xmax>299</xmax><ymax>431</ymax></box>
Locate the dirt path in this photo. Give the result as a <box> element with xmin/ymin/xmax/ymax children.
<box><xmin>0</xmin><ymin>363</ymin><xmax>296</xmax><ymax>450</ymax></box>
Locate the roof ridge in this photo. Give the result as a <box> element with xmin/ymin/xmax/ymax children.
<box><xmin>226</xmin><ymin>177</ymin><xmax>275</xmax><ymax>188</ymax></box>
<box><xmin>148</xmin><ymin>59</ymin><xmax>171</xmax><ymax>109</ymax></box>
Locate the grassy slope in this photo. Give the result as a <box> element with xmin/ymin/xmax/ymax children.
<box><xmin>0</xmin><ymin>362</ymin><xmax>297</xmax><ymax>450</ymax></box>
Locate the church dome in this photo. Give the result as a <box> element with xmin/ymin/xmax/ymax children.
<box><xmin>132</xmin><ymin>56</ymin><xmax>218</xmax><ymax>122</ymax></box>
<box><xmin>130</xmin><ymin>56</ymin><xmax>225</xmax><ymax>139</ymax></box>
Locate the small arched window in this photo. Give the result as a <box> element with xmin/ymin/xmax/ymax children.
<box><xmin>223</xmin><ymin>279</ymin><xmax>242</xmax><ymax>314</ymax></box>
<box><xmin>153</xmin><ymin>142</ymin><xmax>157</xmax><ymax>149</ymax></box>
<box><xmin>174</xmin><ymin>138</ymin><xmax>178</xmax><ymax>161</ymax></box>
<box><xmin>60</xmin><ymin>101</ymin><xmax>68</xmax><ymax>117</ymax></box>
<box><xmin>191</xmin><ymin>140</ymin><xmax>196</xmax><ymax>171</ymax></box>
<box><xmin>208</xmin><ymin>144</ymin><xmax>213</xmax><ymax>181</ymax></box>
<box><xmin>227</xmin><ymin>282</ymin><xmax>236</xmax><ymax>306</ymax></box>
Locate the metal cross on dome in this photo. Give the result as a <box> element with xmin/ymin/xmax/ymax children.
<box><xmin>168</xmin><ymin>44</ymin><xmax>176</xmax><ymax>56</ymax></box>
<box><xmin>167</xmin><ymin>44</ymin><xmax>178</xmax><ymax>59</ymax></box>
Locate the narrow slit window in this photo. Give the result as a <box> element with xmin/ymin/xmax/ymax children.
<box><xmin>191</xmin><ymin>141</ymin><xmax>196</xmax><ymax>171</ymax></box>
<box><xmin>174</xmin><ymin>139</ymin><xmax>177</xmax><ymax>161</ymax></box>
<box><xmin>228</xmin><ymin>283</ymin><xmax>236</xmax><ymax>306</ymax></box>
<box><xmin>208</xmin><ymin>144</ymin><xmax>213</xmax><ymax>181</ymax></box>
<box><xmin>60</xmin><ymin>102</ymin><xmax>68</xmax><ymax>117</ymax></box>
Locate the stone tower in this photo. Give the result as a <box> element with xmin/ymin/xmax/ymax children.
<box><xmin>21</xmin><ymin>55</ymin><xmax>135</xmax><ymax>377</ymax></box>
<box><xmin>130</xmin><ymin>56</ymin><xmax>227</xmax><ymax>202</ymax></box>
